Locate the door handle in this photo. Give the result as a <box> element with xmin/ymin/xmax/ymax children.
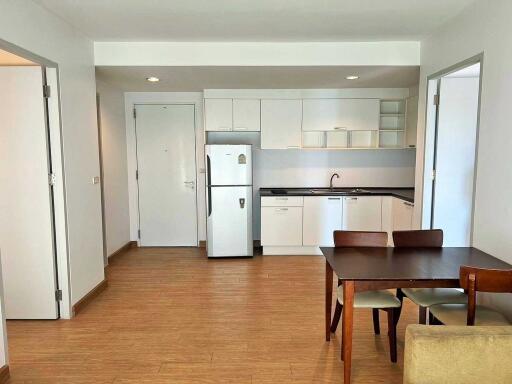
<box><xmin>184</xmin><ymin>181</ymin><xmax>195</xmax><ymax>189</ymax></box>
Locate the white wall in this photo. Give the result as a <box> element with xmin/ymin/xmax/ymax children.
<box><xmin>124</xmin><ymin>92</ymin><xmax>206</xmax><ymax>243</ymax></box>
<box><xmin>414</xmin><ymin>0</ymin><xmax>512</xmax><ymax>318</ymax></box>
<box><xmin>0</xmin><ymin>0</ymin><xmax>104</xmax><ymax>306</ymax></box>
<box><xmin>95</xmin><ymin>41</ymin><xmax>420</xmax><ymax>66</ymax></box>
<box><xmin>96</xmin><ymin>80</ymin><xmax>131</xmax><ymax>257</ymax></box>
<box><xmin>0</xmin><ymin>252</ymin><xmax>8</xmax><ymax>368</ymax></box>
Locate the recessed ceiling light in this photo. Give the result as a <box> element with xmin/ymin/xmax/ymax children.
<box><xmin>146</xmin><ymin>76</ymin><xmax>160</xmax><ymax>82</ymax></box>
<box><xmin>346</xmin><ymin>75</ymin><xmax>360</xmax><ymax>80</ymax></box>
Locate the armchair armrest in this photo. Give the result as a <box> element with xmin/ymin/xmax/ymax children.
<box><xmin>404</xmin><ymin>325</ymin><xmax>512</xmax><ymax>384</ymax></box>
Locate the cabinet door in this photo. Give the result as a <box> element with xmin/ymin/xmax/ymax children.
<box><xmin>392</xmin><ymin>198</ymin><xmax>414</xmax><ymax>231</ymax></box>
<box><xmin>261</xmin><ymin>99</ymin><xmax>302</xmax><ymax>149</ymax></box>
<box><xmin>302</xmin><ymin>99</ymin><xmax>379</xmax><ymax>131</ymax></box>
<box><xmin>205</xmin><ymin>99</ymin><xmax>232</xmax><ymax>131</ymax></box>
<box><xmin>342</xmin><ymin>196</ymin><xmax>382</xmax><ymax>231</ymax></box>
<box><xmin>261</xmin><ymin>207</ymin><xmax>303</xmax><ymax>246</ymax></box>
<box><xmin>233</xmin><ymin>99</ymin><xmax>260</xmax><ymax>132</ymax></box>
<box><xmin>303</xmin><ymin>197</ymin><xmax>343</xmax><ymax>246</ymax></box>
<box><xmin>381</xmin><ymin>196</ymin><xmax>394</xmax><ymax>245</ymax></box>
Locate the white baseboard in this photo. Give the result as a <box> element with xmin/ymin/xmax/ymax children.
<box><xmin>262</xmin><ymin>246</ymin><xmax>322</xmax><ymax>255</ymax></box>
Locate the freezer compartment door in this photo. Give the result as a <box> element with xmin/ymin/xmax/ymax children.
<box><xmin>206</xmin><ymin>144</ymin><xmax>252</xmax><ymax>186</ymax></box>
<box><xmin>207</xmin><ymin>186</ymin><xmax>253</xmax><ymax>257</ymax></box>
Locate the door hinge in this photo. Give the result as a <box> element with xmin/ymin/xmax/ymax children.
<box><xmin>138</xmin><ymin>229</ymin><xmax>141</xmax><ymax>239</ymax></box>
<box><xmin>133</xmin><ymin>108</ymin><xmax>137</xmax><ymax>119</ymax></box>
<box><xmin>55</xmin><ymin>289</ymin><xmax>62</xmax><ymax>301</ymax></box>
<box><xmin>433</xmin><ymin>94</ymin><xmax>440</xmax><ymax>106</ymax></box>
<box><xmin>43</xmin><ymin>84</ymin><xmax>51</xmax><ymax>98</ymax></box>
<box><xmin>135</xmin><ymin>170</ymin><xmax>139</xmax><ymax>180</ymax></box>
<box><xmin>431</xmin><ymin>169</ymin><xmax>436</xmax><ymax>180</ymax></box>
<box><xmin>48</xmin><ymin>173</ymin><xmax>57</xmax><ymax>186</ymax></box>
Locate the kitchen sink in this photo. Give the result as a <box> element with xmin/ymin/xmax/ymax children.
<box><xmin>310</xmin><ymin>188</ymin><xmax>372</xmax><ymax>195</ymax></box>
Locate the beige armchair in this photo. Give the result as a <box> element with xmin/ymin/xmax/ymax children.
<box><xmin>404</xmin><ymin>325</ymin><xmax>512</xmax><ymax>384</ymax></box>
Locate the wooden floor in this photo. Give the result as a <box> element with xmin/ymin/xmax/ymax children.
<box><xmin>6</xmin><ymin>247</ymin><xmax>418</xmax><ymax>383</ymax></box>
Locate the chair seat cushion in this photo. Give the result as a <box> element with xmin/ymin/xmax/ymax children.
<box><xmin>402</xmin><ymin>288</ymin><xmax>467</xmax><ymax>307</ymax></box>
<box><xmin>337</xmin><ymin>286</ymin><xmax>401</xmax><ymax>309</ymax></box>
<box><xmin>429</xmin><ymin>303</ymin><xmax>511</xmax><ymax>326</ymax></box>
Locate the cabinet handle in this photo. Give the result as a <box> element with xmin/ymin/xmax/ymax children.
<box><xmin>234</xmin><ymin>127</ymin><xmax>248</xmax><ymax>130</ymax></box>
<box><xmin>275</xmin><ymin>208</ymin><xmax>288</xmax><ymax>212</ymax></box>
<box><xmin>347</xmin><ymin>197</ymin><xmax>358</xmax><ymax>200</ymax></box>
<box><xmin>328</xmin><ymin>197</ymin><xmax>341</xmax><ymax>200</ymax></box>
<box><xmin>275</xmin><ymin>197</ymin><xmax>288</xmax><ymax>201</ymax></box>
<box><xmin>403</xmin><ymin>201</ymin><xmax>414</xmax><ymax>207</ymax></box>
<box><xmin>218</xmin><ymin>126</ymin><xmax>232</xmax><ymax>131</ymax></box>
<box><xmin>287</xmin><ymin>145</ymin><xmax>300</xmax><ymax>149</ymax></box>
<box><xmin>333</xmin><ymin>127</ymin><xmax>347</xmax><ymax>130</ymax></box>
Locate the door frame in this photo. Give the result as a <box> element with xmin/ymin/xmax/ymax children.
<box><xmin>125</xmin><ymin>93</ymin><xmax>204</xmax><ymax>247</ymax></box>
<box><xmin>0</xmin><ymin>38</ymin><xmax>72</xmax><ymax>318</ymax></box>
<box><xmin>421</xmin><ymin>53</ymin><xmax>484</xmax><ymax>245</ymax></box>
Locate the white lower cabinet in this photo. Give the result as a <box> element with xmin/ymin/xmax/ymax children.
<box><xmin>392</xmin><ymin>198</ymin><xmax>414</xmax><ymax>231</ymax></box>
<box><xmin>342</xmin><ymin>196</ymin><xmax>382</xmax><ymax>231</ymax></box>
<box><xmin>261</xmin><ymin>206</ymin><xmax>303</xmax><ymax>246</ymax></box>
<box><xmin>303</xmin><ymin>196</ymin><xmax>343</xmax><ymax>246</ymax></box>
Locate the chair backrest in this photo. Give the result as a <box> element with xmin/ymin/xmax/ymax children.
<box><xmin>460</xmin><ymin>266</ymin><xmax>512</xmax><ymax>325</ymax></box>
<box><xmin>393</xmin><ymin>229</ymin><xmax>443</xmax><ymax>248</ymax></box>
<box><xmin>333</xmin><ymin>230</ymin><xmax>387</xmax><ymax>248</ymax></box>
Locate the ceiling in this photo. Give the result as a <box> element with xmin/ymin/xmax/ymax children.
<box><xmin>0</xmin><ymin>48</ymin><xmax>36</xmax><ymax>66</ymax></box>
<box><xmin>33</xmin><ymin>0</ymin><xmax>475</xmax><ymax>42</ymax></box>
<box><xmin>95</xmin><ymin>66</ymin><xmax>419</xmax><ymax>91</ymax></box>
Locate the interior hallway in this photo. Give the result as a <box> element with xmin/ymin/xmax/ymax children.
<box><xmin>6</xmin><ymin>248</ymin><xmax>417</xmax><ymax>383</ymax></box>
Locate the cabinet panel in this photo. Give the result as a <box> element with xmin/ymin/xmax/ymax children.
<box><xmin>261</xmin><ymin>99</ymin><xmax>302</xmax><ymax>149</ymax></box>
<box><xmin>405</xmin><ymin>95</ymin><xmax>418</xmax><ymax>148</ymax></box>
<box><xmin>233</xmin><ymin>99</ymin><xmax>260</xmax><ymax>132</ymax></box>
<box><xmin>392</xmin><ymin>198</ymin><xmax>414</xmax><ymax>231</ymax></box>
<box><xmin>303</xmin><ymin>197</ymin><xmax>343</xmax><ymax>246</ymax></box>
<box><xmin>205</xmin><ymin>99</ymin><xmax>233</xmax><ymax>131</ymax></box>
<box><xmin>342</xmin><ymin>196</ymin><xmax>382</xmax><ymax>231</ymax></box>
<box><xmin>302</xmin><ymin>99</ymin><xmax>379</xmax><ymax>131</ymax></box>
<box><xmin>261</xmin><ymin>207</ymin><xmax>303</xmax><ymax>246</ymax></box>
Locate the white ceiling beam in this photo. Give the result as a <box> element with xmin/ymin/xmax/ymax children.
<box><xmin>94</xmin><ymin>42</ymin><xmax>420</xmax><ymax>66</ymax></box>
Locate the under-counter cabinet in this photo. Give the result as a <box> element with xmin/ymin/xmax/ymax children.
<box><xmin>303</xmin><ymin>196</ymin><xmax>343</xmax><ymax>246</ymax></box>
<box><xmin>392</xmin><ymin>198</ymin><xmax>414</xmax><ymax>231</ymax></box>
<box><xmin>205</xmin><ymin>99</ymin><xmax>233</xmax><ymax>131</ymax></box>
<box><xmin>233</xmin><ymin>99</ymin><xmax>260</xmax><ymax>132</ymax></box>
<box><xmin>261</xmin><ymin>99</ymin><xmax>302</xmax><ymax>149</ymax></box>
<box><xmin>260</xmin><ymin>197</ymin><xmax>303</xmax><ymax>246</ymax></box>
<box><xmin>342</xmin><ymin>196</ymin><xmax>382</xmax><ymax>231</ymax></box>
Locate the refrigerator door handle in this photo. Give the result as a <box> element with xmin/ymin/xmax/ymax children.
<box><xmin>206</xmin><ymin>154</ymin><xmax>212</xmax><ymax>186</ymax></box>
<box><xmin>208</xmin><ymin>187</ymin><xmax>212</xmax><ymax>217</ymax></box>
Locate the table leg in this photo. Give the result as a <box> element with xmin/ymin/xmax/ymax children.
<box><xmin>325</xmin><ymin>261</ymin><xmax>333</xmax><ymax>342</ymax></box>
<box><xmin>342</xmin><ymin>280</ymin><xmax>355</xmax><ymax>384</ymax></box>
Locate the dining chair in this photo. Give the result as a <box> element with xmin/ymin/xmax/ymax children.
<box><xmin>393</xmin><ymin>229</ymin><xmax>467</xmax><ymax>324</ymax></box>
<box><xmin>330</xmin><ymin>230</ymin><xmax>402</xmax><ymax>363</ymax></box>
<box><xmin>429</xmin><ymin>266</ymin><xmax>512</xmax><ymax>326</ymax></box>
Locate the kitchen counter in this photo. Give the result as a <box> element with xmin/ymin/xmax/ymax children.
<box><xmin>259</xmin><ymin>187</ymin><xmax>414</xmax><ymax>203</ymax></box>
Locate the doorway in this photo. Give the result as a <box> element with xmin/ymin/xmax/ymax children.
<box><xmin>0</xmin><ymin>44</ymin><xmax>69</xmax><ymax>319</ymax></box>
<box><xmin>135</xmin><ymin>104</ymin><xmax>198</xmax><ymax>246</ymax></box>
<box><xmin>422</xmin><ymin>57</ymin><xmax>482</xmax><ymax>246</ymax></box>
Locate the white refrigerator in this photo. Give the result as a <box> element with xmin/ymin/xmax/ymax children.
<box><xmin>206</xmin><ymin>144</ymin><xmax>253</xmax><ymax>257</ymax></box>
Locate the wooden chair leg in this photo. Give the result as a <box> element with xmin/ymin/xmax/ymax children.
<box><xmin>330</xmin><ymin>301</ymin><xmax>343</xmax><ymax>333</ymax></box>
<box><xmin>419</xmin><ymin>306</ymin><xmax>427</xmax><ymax>324</ymax></box>
<box><xmin>429</xmin><ymin>310</ymin><xmax>434</xmax><ymax>324</ymax></box>
<box><xmin>372</xmin><ymin>308</ymin><xmax>380</xmax><ymax>335</ymax></box>
<box><xmin>387</xmin><ymin>309</ymin><xmax>398</xmax><ymax>363</ymax></box>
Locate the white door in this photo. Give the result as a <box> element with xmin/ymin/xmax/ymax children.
<box><xmin>0</xmin><ymin>66</ymin><xmax>59</xmax><ymax>319</ymax></box>
<box><xmin>342</xmin><ymin>196</ymin><xmax>382</xmax><ymax>231</ymax></box>
<box><xmin>433</xmin><ymin>75</ymin><xmax>480</xmax><ymax>246</ymax></box>
<box><xmin>135</xmin><ymin>104</ymin><xmax>198</xmax><ymax>246</ymax></box>
<box><xmin>303</xmin><ymin>197</ymin><xmax>343</xmax><ymax>246</ymax></box>
<box><xmin>261</xmin><ymin>99</ymin><xmax>302</xmax><ymax>149</ymax></box>
<box><xmin>207</xmin><ymin>186</ymin><xmax>252</xmax><ymax>257</ymax></box>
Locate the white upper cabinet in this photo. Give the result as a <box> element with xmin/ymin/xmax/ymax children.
<box><xmin>405</xmin><ymin>95</ymin><xmax>418</xmax><ymax>148</ymax></box>
<box><xmin>261</xmin><ymin>99</ymin><xmax>302</xmax><ymax>149</ymax></box>
<box><xmin>342</xmin><ymin>196</ymin><xmax>382</xmax><ymax>231</ymax></box>
<box><xmin>302</xmin><ymin>99</ymin><xmax>380</xmax><ymax>131</ymax></box>
<box><xmin>303</xmin><ymin>196</ymin><xmax>343</xmax><ymax>246</ymax></box>
<box><xmin>233</xmin><ymin>99</ymin><xmax>260</xmax><ymax>132</ymax></box>
<box><xmin>205</xmin><ymin>99</ymin><xmax>233</xmax><ymax>131</ymax></box>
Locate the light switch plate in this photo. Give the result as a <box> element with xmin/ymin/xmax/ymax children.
<box><xmin>92</xmin><ymin>176</ymin><xmax>100</xmax><ymax>184</ymax></box>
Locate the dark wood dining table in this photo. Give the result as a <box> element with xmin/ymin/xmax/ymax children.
<box><xmin>321</xmin><ymin>246</ymin><xmax>512</xmax><ymax>384</ymax></box>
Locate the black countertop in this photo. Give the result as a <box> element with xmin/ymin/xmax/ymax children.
<box><xmin>259</xmin><ymin>187</ymin><xmax>415</xmax><ymax>203</ymax></box>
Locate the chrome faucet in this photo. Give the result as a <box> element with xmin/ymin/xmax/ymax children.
<box><xmin>329</xmin><ymin>173</ymin><xmax>340</xmax><ymax>190</ymax></box>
